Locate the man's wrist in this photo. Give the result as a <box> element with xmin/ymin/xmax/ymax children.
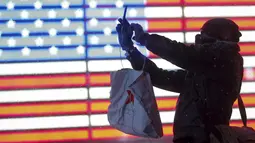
<box><xmin>125</xmin><ymin>45</ymin><xmax>136</xmax><ymax>54</ymax></box>
<box><xmin>139</xmin><ymin>33</ymin><xmax>150</xmax><ymax>46</ymax></box>
<box><xmin>122</xmin><ymin>39</ymin><xmax>133</xmax><ymax>49</ymax></box>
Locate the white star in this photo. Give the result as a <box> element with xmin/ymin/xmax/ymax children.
<box><xmin>61</xmin><ymin>0</ymin><xmax>70</xmax><ymax>9</ymax></box>
<box><xmin>103</xmin><ymin>27</ymin><xmax>112</xmax><ymax>36</ymax></box>
<box><xmin>76</xmin><ymin>45</ymin><xmax>85</xmax><ymax>54</ymax></box>
<box><xmin>0</xmin><ymin>49</ymin><xmax>3</xmax><ymax>57</ymax></box>
<box><xmin>20</xmin><ymin>10</ymin><xmax>29</xmax><ymax>19</ymax></box>
<box><xmin>34</xmin><ymin>1</ymin><xmax>42</xmax><ymax>9</ymax></box>
<box><xmin>21</xmin><ymin>47</ymin><xmax>31</xmax><ymax>56</ymax></box>
<box><xmin>90</xmin><ymin>35</ymin><xmax>99</xmax><ymax>45</ymax></box>
<box><xmin>7</xmin><ymin>19</ymin><xmax>15</xmax><ymax>28</ymax></box>
<box><xmin>104</xmin><ymin>44</ymin><xmax>113</xmax><ymax>53</ymax></box>
<box><xmin>35</xmin><ymin>37</ymin><xmax>44</xmax><ymax>46</ymax></box>
<box><xmin>103</xmin><ymin>9</ymin><xmax>111</xmax><ymax>17</ymax></box>
<box><xmin>129</xmin><ymin>8</ymin><xmax>137</xmax><ymax>17</ymax></box>
<box><xmin>76</xmin><ymin>27</ymin><xmax>84</xmax><ymax>36</ymax></box>
<box><xmin>89</xmin><ymin>18</ymin><xmax>98</xmax><ymax>27</ymax></box>
<box><xmin>49</xmin><ymin>28</ymin><xmax>57</xmax><ymax>37</ymax></box>
<box><xmin>21</xmin><ymin>28</ymin><xmax>30</xmax><ymax>37</ymax></box>
<box><xmin>0</xmin><ymin>31</ymin><xmax>2</xmax><ymax>37</ymax></box>
<box><xmin>8</xmin><ymin>38</ymin><xmax>16</xmax><ymax>47</ymax></box>
<box><xmin>63</xmin><ymin>36</ymin><xmax>71</xmax><ymax>45</ymax></box>
<box><xmin>115</xmin><ymin>0</ymin><xmax>124</xmax><ymax>8</ymax></box>
<box><xmin>89</xmin><ymin>0</ymin><xmax>97</xmax><ymax>8</ymax></box>
<box><xmin>49</xmin><ymin>46</ymin><xmax>58</xmax><ymax>55</ymax></box>
<box><xmin>48</xmin><ymin>10</ymin><xmax>57</xmax><ymax>19</ymax></box>
<box><xmin>61</xmin><ymin>18</ymin><xmax>71</xmax><ymax>27</ymax></box>
<box><xmin>75</xmin><ymin>9</ymin><xmax>83</xmax><ymax>18</ymax></box>
<box><xmin>7</xmin><ymin>1</ymin><xmax>15</xmax><ymax>10</ymax></box>
<box><xmin>34</xmin><ymin>19</ymin><xmax>43</xmax><ymax>28</ymax></box>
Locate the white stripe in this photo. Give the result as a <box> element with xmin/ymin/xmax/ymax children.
<box><xmin>88</xmin><ymin>56</ymin><xmax>255</xmax><ymax>72</ymax></box>
<box><xmin>231</xmin><ymin>107</ymin><xmax>255</xmax><ymax>120</ymax></box>
<box><xmin>90</xmin><ymin>114</ymin><xmax>109</xmax><ymax>126</ymax></box>
<box><xmin>145</xmin><ymin>7</ymin><xmax>183</xmax><ymax>18</ymax></box>
<box><xmin>89</xmin><ymin>87</ymin><xmax>111</xmax><ymax>99</ymax></box>
<box><xmin>185</xmin><ymin>31</ymin><xmax>255</xmax><ymax>43</ymax></box>
<box><xmin>88</xmin><ymin>59</ymin><xmax>179</xmax><ymax>72</ymax></box>
<box><xmin>153</xmin><ymin>58</ymin><xmax>181</xmax><ymax>69</ymax></box>
<box><xmin>90</xmin><ymin>108</ymin><xmax>255</xmax><ymax>126</ymax></box>
<box><xmin>0</xmin><ymin>61</ymin><xmax>86</xmax><ymax>75</ymax></box>
<box><xmin>160</xmin><ymin>111</ymin><xmax>176</xmax><ymax>124</ymax></box>
<box><xmin>240</xmin><ymin>31</ymin><xmax>255</xmax><ymax>42</ymax></box>
<box><xmin>241</xmin><ymin>82</ymin><xmax>255</xmax><ymax>94</ymax></box>
<box><xmin>89</xmin><ymin>87</ymin><xmax>179</xmax><ymax>99</ymax></box>
<box><xmin>153</xmin><ymin>87</ymin><xmax>179</xmax><ymax>97</ymax></box>
<box><xmin>88</xmin><ymin>60</ymin><xmax>132</xmax><ymax>72</ymax></box>
<box><xmin>243</xmin><ymin>57</ymin><xmax>255</xmax><ymax>68</ymax></box>
<box><xmin>0</xmin><ymin>115</ymin><xmax>89</xmax><ymax>131</ymax></box>
<box><xmin>152</xmin><ymin>32</ymin><xmax>184</xmax><ymax>43</ymax></box>
<box><xmin>184</xmin><ymin>6</ymin><xmax>255</xmax><ymax>17</ymax></box>
<box><xmin>185</xmin><ymin>32</ymin><xmax>200</xmax><ymax>43</ymax></box>
<box><xmin>0</xmin><ymin>88</ymin><xmax>88</xmax><ymax>103</ymax></box>
<box><xmin>161</xmin><ymin>108</ymin><xmax>255</xmax><ymax>123</ymax></box>
<box><xmin>90</xmin><ymin>82</ymin><xmax>255</xmax><ymax>99</ymax></box>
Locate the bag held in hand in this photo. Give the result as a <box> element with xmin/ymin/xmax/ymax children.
<box><xmin>107</xmin><ymin>69</ymin><xmax>163</xmax><ymax>138</ymax></box>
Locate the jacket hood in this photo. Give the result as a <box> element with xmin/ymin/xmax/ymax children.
<box><xmin>195</xmin><ymin>34</ymin><xmax>240</xmax><ymax>52</ymax></box>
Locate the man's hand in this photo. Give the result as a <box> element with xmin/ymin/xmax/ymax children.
<box><xmin>130</xmin><ymin>23</ymin><xmax>148</xmax><ymax>46</ymax></box>
<box><xmin>116</xmin><ymin>18</ymin><xmax>133</xmax><ymax>51</ymax></box>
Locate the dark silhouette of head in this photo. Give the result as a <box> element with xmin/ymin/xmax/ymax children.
<box><xmin>196</xmin><ymin>18</ymin><xmax>242</xmax><ymax>44</ymax></box>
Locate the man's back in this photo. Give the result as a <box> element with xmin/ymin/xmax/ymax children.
<box><xmin>173</xmin><ymin>41</ymin><xmax>243</xmax><ymax>143</ymax></box>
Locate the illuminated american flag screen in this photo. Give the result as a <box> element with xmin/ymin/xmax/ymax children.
<box><xmin>0</xmin><ymin>0</ymin><xmax>255</xmax><ymax>142</ymax></box>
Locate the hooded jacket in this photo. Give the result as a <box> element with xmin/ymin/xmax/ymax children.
<box><xmin>126</xmin><ymin>34</ymin><xmax>243</xmax><ymax>143</ymax></box>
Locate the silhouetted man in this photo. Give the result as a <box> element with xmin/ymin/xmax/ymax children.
<box><xmin>116</xmin><ymin>18</ymin><xmax>243</xmax><ymax>143</ymax></box>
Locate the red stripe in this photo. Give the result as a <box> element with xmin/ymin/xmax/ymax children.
<box><xmin>0</xmin><ymin>73</ymin><xmax>86</xmax><ymax>90</ymax></box>
<box><xmin>148</xmin><ymin>43</ymin><xmax>255</xmax><ymax>57</ymax></box>
<box><xmin>90</xmin><ymin>120</ymin><xmax>255</xmax><ymax>139</ymax></box>
<box><xmin>89</xmin><ymin>70</ymin><xmax>255</xmax><ymax>86</ymax></box>
<box><xmin>0</xmin><ymin>128</ymin><xmax>89</xmax><ymax>143</ymax></box>
<box><xmin>184</xmin><ymin>1</ymin><xmax>255</xmax><ymax>6</ymax></box>
<box><xmin>5</xmin><ymin>139</ymin><xmax>89</xmax><ymax>143</ymax></box>
<box><xmin>146</xmin><ymin>17</ymin><xmax>255</xmax><ymax>32</ymax></box>
<box><xmin>184</xmin><ymin>17</ymin><xmax>255</xmax><ymax>31</ymax></box>
<box><xmin>88</xmin><ymin>94</ymin><xmax>255</xmax><ymax>114</ymax></box>
<box><xmin>145</xmin><ymin>0</ymin><xmax>255</xmax><ymax>6</ymax></box>
<box><xmin>145</xmin><ymin>1</ymin><xmax>181</xmax><ymax>6</ymax></box>
<box><xmin>0</xmin><ymin>101</ymin><xmax>88</xmax><ymax>118</ymax></box>
<box><xmin>0</xmin><ymin>94</ymin><xmax>254</xmax><ymax>117</ymax></box>
<box><xmin>146</xmin><ymin>18</ymin><xmax>181</xmax><ymax>21</ymax></box>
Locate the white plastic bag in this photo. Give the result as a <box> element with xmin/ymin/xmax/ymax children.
<box><xmin>107</xmin><ymin>68</ymin><xmax>163</xmax><ymax>138</ymax></box>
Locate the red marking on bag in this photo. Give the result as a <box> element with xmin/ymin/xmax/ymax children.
<box><xmin>125</xmin><ymin>90</ymin><xmax>134</xmax><ymax>104</ymax></box>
